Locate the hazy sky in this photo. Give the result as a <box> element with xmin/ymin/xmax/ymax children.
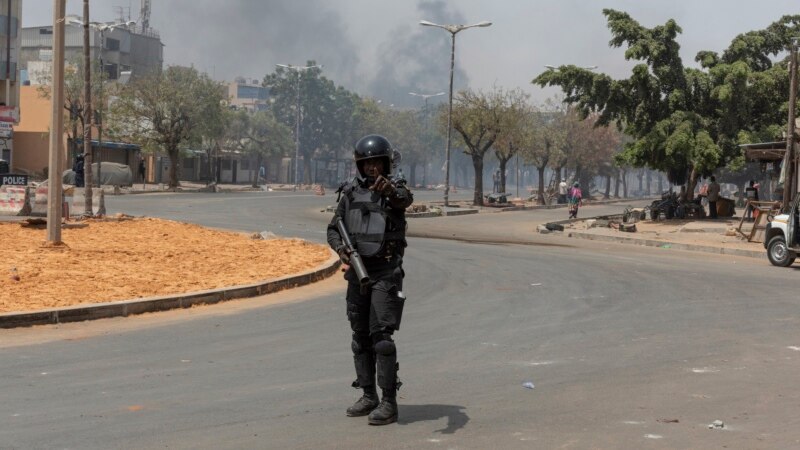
<box><xmin>23</xmin><ymin>1</ymin><xmax>800</xmax><ymax>107</ymax></box>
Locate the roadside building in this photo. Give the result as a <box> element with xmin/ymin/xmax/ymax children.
<box><xmin>21</xmin><ymin>16</ymin><xmax>162</xmax><ymax>85</ymax></box>
<box><xmin>228</xmin><ymin>77</ymin><xmax>269</xmax><ymax>112</ymax></box>
<box><xmin>0</xmin><ymin>0</ymin><xmax>22</xmax><ymax>171</ymax></box>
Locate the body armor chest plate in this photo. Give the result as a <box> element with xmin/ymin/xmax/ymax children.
<box><xmin>345</xmin><ymin>186</ymin><xmax>387</xmax><ymax>257</ymax></box>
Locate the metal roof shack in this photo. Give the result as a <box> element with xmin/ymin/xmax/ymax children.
<box><xmin>740</xmin><ymin>141</ymin><xmax>787</xmax><ymax>162</ymax></box>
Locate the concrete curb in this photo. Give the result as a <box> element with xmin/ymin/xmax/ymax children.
<box><xmin>429</xmin><ymin>196</ymin><xmax>658</xmax><ymax>214</ymax></box>
<box><xmin>0</xmin><ymin>250</ymin><xmax>341</xmax><ymax>329</ymax></box>
<box><xmin>567</xmin><ymin>230</ymin><xmax>766</xmax><ymax>260</ymax></box>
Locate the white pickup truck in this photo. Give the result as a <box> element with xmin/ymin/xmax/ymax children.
<box><xmin>764</xmin><ymin>197</ymin><xmax>799</xmax><ymax>266</ymax></box>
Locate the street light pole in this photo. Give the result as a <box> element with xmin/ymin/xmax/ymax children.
<box><xmin>81</xmin><ymin>0</ymin><xmax>93</xmax><ymax>216</ymax></box>
<box><xmin>276</xmin><ymin>63</ymin><xmax>322</xmax><ymax>187</ymax></box>
<box><xmin>47</xmin><ymin>0</ymin><xmax>66</xmax><ymax>243</ymax></box>
<box><xmin>420</xmin><ymin>20</ymin><xmax>491</xmax><ymax>207</ymax></box>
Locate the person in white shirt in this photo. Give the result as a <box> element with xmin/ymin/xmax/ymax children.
<box><xmin>558</xmin><ymin>179</ymin><xmax>568</xmax><ymax>204</ymax></box>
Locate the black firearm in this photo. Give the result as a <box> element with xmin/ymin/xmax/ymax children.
<box><xmin>336</xmin><ymin>217</ymin><xmax>370</xmax><ymax>287</ymax></box>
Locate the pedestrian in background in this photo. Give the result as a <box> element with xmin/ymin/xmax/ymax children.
<box><xmin>707</xmin><ymin>175</ymin><xmax>720</xmax><ymax>219</ymax></box>
<box><xmin>139</xmin><ymin>159</ymin><xmax>146</xmax><ymax>184</ymax></box>
<box><xmin>568</xmin><ymin>181</ymin><xmax>582</xmax><ymax>219</ymax></box>
<box><xmin>744</xmin><ymin>179</ymin><xmax>759</xmax><ymax>221</ymax></box>
<box><xmin>558</xmin><ymin>179</ymin><xmax>568</xmax><ymax>204</ymax></box>
<box><xmin>73</xmin><ymin>154</ymin><xmax>85</xmax><ymax>188</ymax></box>
<box><xmin>492</xmin><ymin>169</ymin><xmax>500</xmax><ymax>193</ymax></box>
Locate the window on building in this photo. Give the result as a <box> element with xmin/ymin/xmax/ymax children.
<box><xmin>104</xmin><ymin>38</ymin><xmax>120</xmax><ymax>51</ymax></box>
<box><xmin>39</xmin><ymin>28</ymin><xmax>53</xmax><ymax>35</ymax></box>
<box><xmin>221</xmin><ymin>159</ymin><xmax>231</xmax><ymax>170</ymax></box>
<box><xmin>240</xmin><ymin>159</ymin><xmax>251</xmax><ymax>170</ymax></box>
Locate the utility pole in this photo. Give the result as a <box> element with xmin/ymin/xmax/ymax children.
<box><xmin>47</xmin><ymin>0</ymin><xmax>66</xmax><ymax>243</ymax></box>
<box><xmin>82</xmin><ymin>0</ymin><xmax>93</xmax><ymax>216</ymax></box>
<box><xmin>784</xmin><ymin>38</ymin><xmax>798</xmax><ymax>213</ymax></box>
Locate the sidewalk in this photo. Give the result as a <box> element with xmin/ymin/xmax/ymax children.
<box><xmin>120</xmin><ymin>182</ymin><xmax>311</xmax><ymax>194</ymax></box>
<box><xmin>560</xmin><ymin>217</ymin><xmax>766</xmax><ymax>259</ymax></box>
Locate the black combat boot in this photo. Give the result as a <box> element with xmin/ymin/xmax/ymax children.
<box><xmin>368</xmin><ymin>390</ymin><xmax>398</xmax><ymax>425</ymax></box>
<box><xmin>346</xmin><ymin>385</ymin><xmax>379</xmax><ymax>417</ymax></box>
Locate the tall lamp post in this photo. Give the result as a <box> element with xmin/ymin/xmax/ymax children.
<box><xmin>420</xmin><ymin>19</ymin><xmax>491</xmax><ymax>206</ymax></box>
<box><xmin>47</xmin><ymin>0</ymin><xmax>67</xmax><ymax>243</ymax></box>
<box><xmin>275</xmin><ymin>63</ymin><xmax>322</xmax><ymax>186</ymax></box>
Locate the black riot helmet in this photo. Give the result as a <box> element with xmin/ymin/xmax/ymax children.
<box><xmin>354</xmin><ymin>134</ymin><xmax>393</xmax><ymax>178</ymax></box>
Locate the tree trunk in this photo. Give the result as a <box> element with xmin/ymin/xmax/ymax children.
<box><xmin>499</xmin><ymin>158</ymin><xmax>508</xmax><ymax>194</ymax></box>
<box><xmin>637</xmin><ymin>169</ymin><xmax>644</xmax><ymax>193</ymax></box>
<box><xmin>537</xmin><ymin>165</ymin><xmax>546</xmax><ymax>204</ymax></box>
<box><xmin>252</xmin><ymin>153</ymin><xmax>262</xmax><ymax>188</ymax></box>
<box><xmin>658</xmin><ymin>173</ymin><xmax>664</xmax><ymax>193</ymax></box>
<box><xmin>604</xmin><ymin>175</ymin><xmax>611</xmax><ymax>199</ymax></box>
<box><xmin>409</xmin><ymin>161</ymin><xmax>417</xmax><ymax>187</ymax></box>
<box><xmin>645</xmin><ymin>170</ymin><xmax>652</xmax><ymax>196</ymax></box>
<box><xmin>471</xmin><ymin>154</ymin><xmax>484</xmax><ymax>206</ymax></box>
<box><xmin>302</xmin><ymin>151</ymin><xmax>311</xmax><ymax>185</ymax></box>
<box><xmin>614</xmin><ymin>173</ymin><xmax>620</xmax><ymax>198</ymax></box>
<box><xmin>422</xmin><ymin>162</ymin><xmax>428</xmax><ymax>187</ymax></box>
<box><xmin>686</xmin><ymin>166</ymin><xmax>699</xmax><ymax>201</ymax></box>
<box><xmin>168</xmin><ymin>147</ymin><xmax>180</xmax><ymax>188</ymax></box>
<box><xmin>621</xmin><ymin>168</ymin><xmax>628</xmax><ymax>197</ymax></box>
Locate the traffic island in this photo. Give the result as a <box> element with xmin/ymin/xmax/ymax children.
<box><xmin>0</xmin><ymin>217</ymin><xmax>338</xmax><ymax>328</ymax></box>
<box><xmin>551</xmin><ymin>217</ymin><xmax>766</xmax><ymax>259</ymax></box>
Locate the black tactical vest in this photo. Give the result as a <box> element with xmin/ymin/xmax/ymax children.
<box><xmin>342</xmin><ymin>182</ymin><xmax>406</xmax><ymax>257</ymax></box>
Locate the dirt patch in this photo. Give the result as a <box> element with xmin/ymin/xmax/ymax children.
<box><xmin>0</xmin><ymin>218</ymin><xmax>331</xmax><ymax>313</ymax></box>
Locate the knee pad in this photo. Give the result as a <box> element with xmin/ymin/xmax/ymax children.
<box><xmin>373</xmin><ymin>335</ymin><xmax>396</xmax><ymax>356</ymax></box>
<box><xmin>351</xmin><ymin>334</ymin><xmax>372</xmax><ymax>355</ymax></box>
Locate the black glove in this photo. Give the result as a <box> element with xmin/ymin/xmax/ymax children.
<box><xmin>371</xmin><ymin>175</ymin><xmax>396</xmax><ymax>197</ymax></box>
<box><xmin>337</xmin><ymin>246</ymin><xmax>351</xmax><ymax>265</ymax></box>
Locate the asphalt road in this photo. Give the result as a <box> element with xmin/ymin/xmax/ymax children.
<box><xmin>2</xmin><ymin>191</ymin><xmax>799</xmax><ymax>449</ymax></box>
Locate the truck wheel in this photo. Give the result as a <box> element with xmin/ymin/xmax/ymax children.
<box><xmin>767</xmin><ymin>235</ymin><xmax>796</xmax><ymax>267</ymax></box>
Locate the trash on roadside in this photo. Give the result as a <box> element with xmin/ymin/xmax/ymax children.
<box><xmin>545</xmin><ymin>223</ymin><xmax>564</xmax><ymax>232</ymax></box>
<box><xmin>661</xmin><ymin>244</ymin><xmax>672</xmax><ymax>249</ymax></box>
<box><xmin>250</xmin><ymin>231</ymin><xmax>278</xmax><ymax>240</ymax></box>
<box><xmin>657</xmin><ymin>418</ymin><xmax>680</xmax><ymax>423</ymax></box>
<box><xmin>522</xmin><ymin>381</ymin><xmax>535</xmax><ymax>389</ymax></box>
<box><xmin>9</xmin><ymin>266</ymin><xmax>19</xmax><ymax>282</ymax></box>
<box><xmin>708</xmin><ymin>420</ymin><xmax>725</xmax><ymax>429</ymax></box>
<box><xmin>530</xmin><ymin>283</ymin><xmax>542</xmax><ymax>286</ymax></box>
<box><xmin>725</xmin><ymin>227</ymin><xmax>737</xmax><ymax>237</ymax></box>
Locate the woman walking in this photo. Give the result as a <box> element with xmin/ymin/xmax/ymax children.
<box><xmin>568</xmin><ymin>182</ymin><xmax>583</xmax><ymax>219</ymax></box>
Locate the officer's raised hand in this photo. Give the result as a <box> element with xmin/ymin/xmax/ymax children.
<box><xmin>371</xmin><ymin>175</ymin><xmax>396</xmax><ymax>197</ymax></box>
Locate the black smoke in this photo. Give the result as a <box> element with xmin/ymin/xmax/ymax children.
<box><xmin>150</xmin><ymin>0</ymin><xmax>361</xmax><ymax>85</ymax></box>
<box><xmin>367</xmin><ymin>1</ymin><xmax>470</xmax><ymax>108</ymax></box>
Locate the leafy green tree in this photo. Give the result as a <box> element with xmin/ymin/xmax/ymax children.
<box><xmin>490</xmin><ymin>89</ymin><xmax>531</xmax><ymax>193</ymax></box>
<box><xmin>36</xmin><ymin>58</ymin><xmax>105</xmax><ymax>160</ymax></box>
<box><xmin>533</xmin><ymin>10</ymin><xmax>800</xmax><ymax>197</ymax></box>
<box><xmin>225</xmin><ymin>108</ymin><xmax>294</xmax><ymax>187</ymax></box>
<box><xmin>445</xmin><ymin>87</ymin><xmax>517</xmax><ymax>205</ymax></box>
<box><xmin>264</xmin><ymin>62</ymin><xmax>345</xmax><ymax>184</ymax></box>
<box><xmin>109</xmin><ymin>66</ymin><xmax>225</xmax><ymax>188</ymax></box>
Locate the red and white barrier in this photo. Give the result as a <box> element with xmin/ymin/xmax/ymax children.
<box><xmin>0</xmin><ymin>186</ymin><xmax>31</xmax><ymax>216</ymax></box>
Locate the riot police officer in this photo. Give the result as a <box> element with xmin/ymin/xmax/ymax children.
<box><xmin>326</xmin><ymin>134</ymin><xmax>413</xmax><ymax>425</ymax></box>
